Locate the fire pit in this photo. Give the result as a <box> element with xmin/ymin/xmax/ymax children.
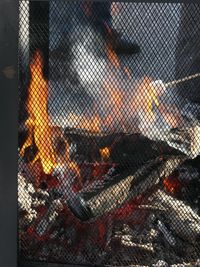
<box><xmin>18</xmin><ymin>1</ymin><xmax>200</xmax><ymax>267</ymax></box>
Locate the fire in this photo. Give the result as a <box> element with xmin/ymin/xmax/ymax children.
<box><xmin>20</xmin><ymin>50</ymin><xmax>82</xmax><ymax>192</ymax></box>
<box><xmin>106</xmin><ymin>43</ymin><xmax>120</xmax><ymax>69</ymax></box>
<box><xmin>20</xmin><ymin>51</ymin><xmax>57</xmax><ymax>174</ymax></box>
<box><xmin>133</xmin><ymin>77</ymin><xmax>160</xmax><ymax>122</ymax></box>
<box><xmin>106</xmin><ymin>38</ymin><xmax>181</xmax><ymax>133</ymax></box>
<box><xmin>21</xmin><ymin>47</ymin><xmax>181</xmax><ymax>177</ymax></box>
<box><xmin>102</xmin><ymin>77</ymin><xmax>124</xmax><ymax>130</ymax></box>
<box><xmin>100</xmin><ymin>147</ymin><xmax>110</xmax><ymax>161</ymax></box>
<box><xmin>67</xmin><ymin>113</ymin><xmax>101</xmax><ymax>133</ymax></box>
<box><xmin>101</xmin><ymin>43</ymin><xmax>181</xmax><ymax>136</ymax></box>
<box><xmin>123</xmin><ymin>67</ymin><xmax>132</xmax><ymax>80</ymax></box>
<box><xmin>163</xmin><ymin>172</ymin><xmax>181</xmax><ymax>195</ymax></box>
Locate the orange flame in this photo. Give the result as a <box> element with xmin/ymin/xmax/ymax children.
<box><xmin>20</xmin><ymin>50</ymin><xmax>82</xmax><ymax>190</ymax></box>
<box><xmin>100</xmin><ymin>147</ymin><xmax>110</xmax><ymax>161</ymax></box>
<box><xmin>67</xmin><ymin>113</ymin><xmax>101</xmax><ymax>133</ymax></box>
<box><xmin>66</xmin><ymin>41</ymin><xmax>180</xmax><ymax>142</ymax></box>
<box><xmin>20</xmin><ymin>45</ymin><xmax>181</xmax><ymax>179</ymax></box>
<box><xmin>123</xmin><ymin>67</ymin><xmax>132</xmax><ymax>80</ymax></box>
<box><xmin>106</xmin><ymin>43</ymin><xmax>120</xmax><ymax>69</ymax></box>
<box><xmin>20</xmin><ymin>51</ymin><xmax>56</xmax><ymax>174</ymax></box>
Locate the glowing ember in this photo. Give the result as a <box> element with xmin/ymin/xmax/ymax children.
<box><xmin>100</xmin><ymin>147</ymin><xmax>110</xmax><ymax>161</ymax></box>
<box><xmin>163</xmin><ymin>172</ymin><xmax>181</xmax><ymax>195</ymax></box>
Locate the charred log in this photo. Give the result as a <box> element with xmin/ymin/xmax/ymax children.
<box><xmin>64</xmin><ymin>127</ymin><xmax>185</xmax><ymax>167</ymax></box>
<box><xmin>148</xmin><ymin>189</ymin><xmax>200</xmax><ymax>243</ymax></box>
<box><xmin>67</xmin><ymin>155</ymin><xmax>187</xmax><ymax>221</ymax></box>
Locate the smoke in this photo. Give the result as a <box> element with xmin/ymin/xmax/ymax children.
<box><xmin>48</xmin><ymin>9</ymin><xmax>184</xmax><ymax>145</ymax></box>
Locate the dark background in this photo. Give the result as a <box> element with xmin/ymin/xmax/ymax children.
<box><xmin>0</xmin><ymin>1</ymin><xmax>18</xmax><ymax>267</ymax></box>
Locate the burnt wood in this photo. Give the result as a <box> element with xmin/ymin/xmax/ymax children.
<box><xmin>149</xmin><ymin>189</ymin><xmax>200</xmax><ymax>243</ymax></box>
<box><xmin>67</xmin><ymin>155</ymin><xmax>187</xmax><ymax>221</ymax></box>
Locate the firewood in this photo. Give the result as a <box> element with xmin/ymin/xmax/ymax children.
<box><xmin>64</xmin><ymin>127</ymin><xmax>176</xmax><ymax>157</ymax></box>
<box><xmin>119</xmin><ymin>234</ymin><xmax>154</xmax><ymax>253</ymax></box>
<box><xmin>64</xmin><ymin>126</ymin><xmax>126</xmax><ymax>151</ymax></box>
<box><xmin>157</xmin><ymin>219</ymin><xmax>176</xmax><ymax>246</ymax></box>
<box><xmin>67</xmin><ymin>155</ymin><xmax>186</xmax><ymax>221</ymax></box>
<box><xmin>148</xmin><ymin>189</ymin><xmax>200</xmax><ymax>243</ymax></box>
<box><xmin>18</xmin><ymin>173</ymin><xmax>37</xmax><ymax>222</ymax></box>
<box><xmin>171</xmin><ymin>259</ymin><xmax>200</xmax><ymax>267</ymax></box>
<box><xmin>36</xmin><ymin>199</ymin><xmax>63</xmax><ymax>236</ymax></box>
<box><xmin>64</xmin><ymin>126</ymin><xmax>108</xmax><ymax>138</ymax></box>
<box><xmin>152</xmin><ymin>260</ymin><xmax>169</xmax><ymax>267</ymax></box>
<box><xmin>166</xmin><ymin>121</ymin><xmax>200</xmax><ymax>159</ymax></box>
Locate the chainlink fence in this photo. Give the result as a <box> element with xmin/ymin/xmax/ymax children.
<box><xmin>18</xmin><ymin>1</ymin><xmax>200</xmax><ymax>266</ymax></box>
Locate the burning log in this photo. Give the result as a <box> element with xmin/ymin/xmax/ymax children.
<box><xmin>64</xmin><ymin>126</ymin><xmax>125</xmax><ymax>155</ymax></box>
<box><xmin>115</xmin><ymin>234</ymin><xmax>154</xmax><ymax>253</ymax></box>
<box><xmin>148</xmin><ymin>189</ymin><xmax>200</xmax><ymax>243</ymax></box>
<box><xmin>64</xmin><ymin>78</ymin><xmax>200</xmax><ymax>162</ymax></box>
<box><xmin>157</xmin><ymin>219</ymin><xmax>176</xmax><ymax>246</ymax></box>
<box><xmin>112</xmin><ymin>234</ymin><xmax>155</xmax><ymax>254</ymax></box>
<box><xmin>64</xmin><ymin>126</ymin><xmax>109</xmax><ymax>138</ymax></box>
<box><xmin>67</xmin><ymin>155</ymin><xmax>187</xmax><ymax>221</ymax></box>
<box><xmin>18</xmin><ymin>174</ymin><xmax>37</xmax><ymax>222</ymax></box>
<box><xmin>152</xmin><ymin>260</ymin><xmax>169</xmax><ymax>267</ymax></box>
<box><xmin>166</xmin><ymin>121</ymin><xmax>200</xmax><ymax>159</ymax></box>
<box><xmin>64</xmin><ymin>127</ymin><xmax>186</xmax><ymax>167</ymax></box>
<box><xmin>35</xmin><ymin>199</ymin><xmax>63</xmax><ymax>236</ymax></box>
<box><xmin>171</xmin><ymin>260</ymin><xmax>200</xmax><ymax>267</ymax></box>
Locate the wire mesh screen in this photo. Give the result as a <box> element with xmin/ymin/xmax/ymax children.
<box><xmin>18</xmin><ymin>1</ymin><xmax>200</xmax><ymax>266</ymax></box>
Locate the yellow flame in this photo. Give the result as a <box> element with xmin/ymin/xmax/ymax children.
<box><xmin>20</xmin><ymin>51</ymin><xmax>56</xmax><ymax>174</ymax></box>
<box><xmin>100</xmin><ymin>147</ymin><xmax>110</xmax><ymax>161</ymax></box>
<box><xmin>133</xmin><ymin>77</ymin><xmax>160</xmax><ymax>122</ymax></box>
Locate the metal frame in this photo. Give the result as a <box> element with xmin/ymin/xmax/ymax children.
<box><xmin>19</xmin><ymin>261</ymin><xmax>92</xmax><ymax>267</ymax></box>
<box><xmin>0</xmin><ymin>1</ymin><xmax>18</xmax><ymax>267</ymax></box>
<box><xmin>28</xmin><ymin>0</ymin><xmax>200</xmax><ymax>3</ymax></box>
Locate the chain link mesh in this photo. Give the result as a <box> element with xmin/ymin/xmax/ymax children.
<box><xmin>18</xmin><ymin>1</ymin><xmax>200</xmax><ymax>266</ymax></box>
